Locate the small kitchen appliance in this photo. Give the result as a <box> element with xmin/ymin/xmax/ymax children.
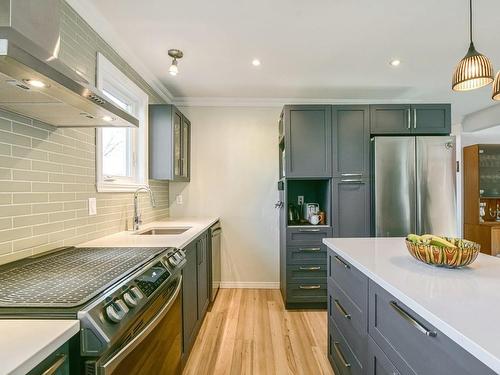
<box><xmin>304</xmin><ymin>203</ymin><xmax>320</xmax><ymax>222</ymax></box>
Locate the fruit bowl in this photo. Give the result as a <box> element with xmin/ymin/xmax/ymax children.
<box><xmin>405</xmin><ymin>235</ymin><xmax>481</xmax><ymax>268</ymax></box>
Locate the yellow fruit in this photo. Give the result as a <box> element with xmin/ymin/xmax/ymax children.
<box><xmin>429</xmin><ymin>236</ymin><xmax>456</xmax><ymax>248</ymax></box>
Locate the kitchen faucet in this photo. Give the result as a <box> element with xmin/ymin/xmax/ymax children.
<box><xmin>133</xmin><ymin>186</ymin><xmax>156</xmax><ymax>230</ymax></box>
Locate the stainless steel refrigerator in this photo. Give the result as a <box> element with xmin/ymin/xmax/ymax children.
<box><xmin>373</xmin><ymin>136</ymin><xmax>457</xmax><ymax>237</ymax></box>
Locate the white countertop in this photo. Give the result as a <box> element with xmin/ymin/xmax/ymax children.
<box><xmin>323</xmin><ymin>237</ymin><xmax>500</xmax><ymax>374</ymax></box>
<box><xmin>81</xmin><ymin>217</ymin><xmax>219</xmax><ymax>248</ymax></box>
<box><xmin>0</xmin><ymin>320</ymin><xmax>79</xmax><ymax>375</ymax></box>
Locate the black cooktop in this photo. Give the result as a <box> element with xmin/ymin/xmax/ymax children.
<box><xmin>0</xmin><ymin>246</ymin><xmax>166</xmax><ymax>308</ymax></box>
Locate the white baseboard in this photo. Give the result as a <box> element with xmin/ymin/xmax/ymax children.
<box><xmin>220</xmin><ymin>281</ymin><xmax>280</xmax><ymax>289</ymax></box>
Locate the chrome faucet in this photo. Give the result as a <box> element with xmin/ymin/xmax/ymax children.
<box><xmin>133</xmin><ymin>186</ymin><xmax>156</xmax><ymax>230</ymax></box>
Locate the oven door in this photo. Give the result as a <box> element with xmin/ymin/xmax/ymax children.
<box><xmin>97</xmin><ymin>276</ymin><xmax>182</xmax><ymax>375</ymax></box>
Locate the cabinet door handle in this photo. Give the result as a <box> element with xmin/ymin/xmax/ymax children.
<box><xmin>413</xmin><ymin>109</ymin><xmax>417</xmax><ymax>129</ymax></box>
<box><xmin>340</xmin><ymin>179</ymin><xmax>363</xmax><ymax>183</ymax></box>
<box><xmin>299</xmin><ymin>266</ymin><xmax>321</xmax><ymax>271</ymax></box>
<box><xmin>407</xmin><ymin>108</ymin><xmax>411</xmax><ymax>129</ymax></box>
<box><xmin>298</xmin><ymin>228</ymin><xmax>320</xmax><ymax>232</ymax></box>
<box><xmin>299</xmin><ymin>285</ymin><xmax>321</xmax><ymax>290</ymax></box>
<box><xmin>334</xmin><ymin>255</ymin><xmax>350</xmax><ymax>269</ymax></box>
<box><xmin>333</xmin><ymin>341</ymin><xmax>351</xmax><ymax>368</ymax></box>
<box><xmin>41</xmin><ymin>354</ymin><xmax>67</xmax><ymax>375</ymax></box>
<box><xmin>298</xmin><ymin>247</ymin><xmax>321</xmax><ymax>252</ymax></box>
<box><xmin>390</xmin><ymin>301</ymin><xmax>437</xmax><ymax>337</ymax></box>
<box><xmin>340</xmin><ymin>173</ymin><xmax>362</xmax><ymax>177</ymax></box>
<box><xmin>334</xmin><ymin>299</ymin><xmax>351</xmax><ymax>320</ymax></box>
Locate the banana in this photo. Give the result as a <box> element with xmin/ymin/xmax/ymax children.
<box><xmin>429</xmin><ymin>236</ymin><xmax>456</xmax><ymax>249</ymax></box>
<box><xmin>407</xmin><ymin>234</ymin><xmax>455</xmax><ymax>247</ymax></box>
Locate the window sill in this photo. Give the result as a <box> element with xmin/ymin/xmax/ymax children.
<box><xmin>96</xmin><ymin>182</ymin><xmax>149</xmax><ymax>193</ymax></box>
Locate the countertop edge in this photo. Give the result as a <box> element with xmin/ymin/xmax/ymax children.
<box><xmin>323</xmin><ymin>239</ymin><xmax>500</xmax><ymax>374</ymax></box>
<box><xmin>175</xmin><ymin>217</ymin><xmax>220</xmax><ymax>249</ymax></box>
<box><xmin>8</xmin><ymin>321</ymin><xmax>80</xmax><ymax>375</ymax></box>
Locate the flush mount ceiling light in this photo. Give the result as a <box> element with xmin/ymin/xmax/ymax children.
<box><xmin>452</xmin><ymin>0</ymin><xmax>493</xmax><ymax>91</ymax></box>
<box><xmin>23</xmin><ymin>79</ymin><xmax>48</xmax><ymax>88</ymax></box>
<box><xmin>168</xmin><ymin>49</ymin><xmax>183</xmax><ymax>76</ymax></box>
<box><xmin>389</xmin><ymin>59</ymin><xmax>401</xmax><ymax>67</ymax></box>
<box><xmin>252</xmin><ymin>59</ymin><xmax>261</xmax><ymax>67</ymax></box>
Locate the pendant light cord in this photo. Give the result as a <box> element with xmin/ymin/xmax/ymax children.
<box><xmin>469</xmin><ymin>0</ymin><xmax>473</xmax><ymax>44</ymax></box>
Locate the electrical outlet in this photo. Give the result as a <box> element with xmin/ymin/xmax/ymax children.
<box><xmin>88</xmin><ymin>197</ymin><xmax>97</xmax><ymax>216</ymax></box>
<box><xmin>298</xmin><ymin>196</ymin><xmax>304</xmax><ymax>205</ymax></box>
<box><xmin>176</xmin><ymin>194</ymin><xmax>183</xmax><ymax>205</ymax></box>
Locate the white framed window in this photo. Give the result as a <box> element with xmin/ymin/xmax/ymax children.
<box><xmin>96</xmin><ymin>53</ymin><xmax>149</xmax><ymax>192</ymax></box>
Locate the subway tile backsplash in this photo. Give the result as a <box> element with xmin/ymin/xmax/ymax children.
<box><xmin>0</xmin><ymin>1</ymin><xmax>170</xmax><ymax>264</ymax></box>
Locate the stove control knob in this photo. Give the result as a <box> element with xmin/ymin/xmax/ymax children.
<box><xmin>105</xmin><ymin>304</ymin><xmax>122</xmax><ymax>323</ymax></box>
<box><xmin>168</xmin><ymin>256</ymin><xmax>178</xmax><ymax>267</ymax></box>
<box><xmin>130</xmin><ymin>286</ymin><xmax>144</xmax><ymax>301</ymax></box>
<box><xmin>123</xmin><ymin>292</ymin><xmax>137</xmax><ymax>307</ymax></box>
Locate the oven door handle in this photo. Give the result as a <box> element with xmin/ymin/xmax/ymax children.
<box><xmin>99</xmin><ymin>276</ymin><xmax>182</xmax><ymax>375</ymax></box>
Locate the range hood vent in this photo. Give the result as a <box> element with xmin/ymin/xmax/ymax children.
<box><xmin>0</xmin><ymin>0</ymin><xmax>139</xmax><ymax>128</ymax></box>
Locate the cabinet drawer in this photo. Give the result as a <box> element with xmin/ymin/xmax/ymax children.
<box><xmin>328</xmin><ymin>250</ymin><xmax>368</xmax><ymax>310</ymax></box>
<box><xmin>328</xmin><ymin>279</ymin><xmax>366</xmax><ymax>366</ymax></box>
<box><xmin>287</xmin><ymin>264</ymin><xmax>327</xmax><ymax>283</ymax></box>
<box><xmin>287</xmin><ymin>283</ymin><xmax>327</xmax><ymax>303</ymax></box>
<box><xmin>287</xmin><ymin>227</ymin><xmax>332</xmax><ymax>245</ymax></box>
<box><xmin>369</xmin><ymin>281</ymin><xmax>496</xmax><ymax>375</ymax></box>
<box><xmin>367</xmin><ymin>336</ymin><xmax>400</xmax><ymax>375</ymax></box>
<box><xmin>329</xmin><ymin>317</ymin><xmax>363</xmax><ymax>375</ymax></box>
<box><xmin>287</xmin><ymin>246</ymin><xmax>327</xmax><ymax>264</ymax></box>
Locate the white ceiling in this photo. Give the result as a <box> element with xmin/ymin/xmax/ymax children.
<box><xmin>83</xmin><ymin>0</ymin><xmax>500</xmax><ymax>121</ymax></box>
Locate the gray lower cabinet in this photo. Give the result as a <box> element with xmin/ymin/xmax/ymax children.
<box><xmin>284</xmin><ymin>105</ymin><xmax>332</xmax><ymax>178</ymax></box>
<box><xmin>332</xmin><ymin>178</ymin><xmax>370</xmax><ymax>237</ymax></box>
<box><xmin>182</xmin><ymin>231</ymin><xmax>210</xmax><ymax>359</ymax></box>
<box><xmin>149</xmin><ymin>104</ymin><xmax>191</xmax><ymax>181</ymax></box>
<box><xmin>28</xmin><ymin>342</ymin><xmax>70</xmax><ymax>375</ymax></box>
<box><xmin>370</xmin><ymin>104</ymin><xmax>451</xmax><ymax>135</ymax></box>
<box><xmin>332</xmin><ymin>105</ymin><xmax>370</xmax><ymax>178</ymax></box>
<box><xmin>327</xmin><ymin>247</ymin><xmax>496</xmax><ymax>375</ymax></box>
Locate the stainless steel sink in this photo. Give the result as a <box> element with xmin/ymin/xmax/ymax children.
<box><xmin>135</xmin><ymin>227</ymin><xmax>191</xmax><ymax>235</ymax></box>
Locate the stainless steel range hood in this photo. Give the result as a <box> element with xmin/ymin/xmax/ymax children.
<box><xmin>0</xmin><ymin>0</ymin><xmax>139</xmax><ymax>128</ymax></box>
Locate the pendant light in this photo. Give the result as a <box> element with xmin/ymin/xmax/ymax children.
<box><xmin>168</xmin><ymin>49</ymin><xmax>183</xmax><ymax>76</ymax></box>
<box><xmin>452</xmin><ymin>0</ymin><xmax>493</xmax><ymax>91</ymax></box>
<box><xmin>492</xmin><ymin>72</ymin><xmax>500</xmax><ymax>100</ymax></box>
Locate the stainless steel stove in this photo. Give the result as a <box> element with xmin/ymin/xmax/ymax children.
<box><xmin>0</xmin><ymin>245</ymin><xmax>186</xmax><ymax>375</ymax></box>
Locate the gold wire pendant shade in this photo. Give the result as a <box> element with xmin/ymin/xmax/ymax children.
<box><xmin>452</xmin><ymin>0</ymin><xmax>494</xmax><ymax>91</ymax></box>
<box><xmin>452</xmin><ymin>43</ymin><xmax>494</xmax><ymax>91</ymax></box>
<box><xmin>492</xmin><ymin>71</ymin><xmax>500</xmax><ymax>100</ymax></box>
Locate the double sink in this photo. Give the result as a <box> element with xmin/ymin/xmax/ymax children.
<box><xmin>134</xmin><ymin>227</ymin><xmax>191</xmax><ymax>236</ymax></box>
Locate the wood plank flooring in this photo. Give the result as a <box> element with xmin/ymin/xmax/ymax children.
<box><xmin>182</xmin><ymin>289</ymin><xmax>334</xmax><ymax>375</ymax></box>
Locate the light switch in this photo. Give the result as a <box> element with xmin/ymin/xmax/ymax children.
<box><xmin>88</xmin><ymin>197</ymin><xmax>97</xmax><ymax>216</ymax></box>
<box><xmin>176</xmin><ymin>194</ymin><xmax>183</xmax><ymax>205</ymax></box>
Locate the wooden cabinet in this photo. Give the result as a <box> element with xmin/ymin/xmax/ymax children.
<box><xmin>149</xmin><ymin>104</ymin><xmax>191</xmax><ymax>182</ymax></box>
<box><xmin>332</xmin><ymin>178</ymin><xmax>370</xmax><ymax>237</ymax></box>
<box><xmin>463</xmin><ymin>144</ymin><xmax>500</xmax><ymax>255</ymax></box>
<box><xmin>370</xmin><ymin>104</ymin><xmax>450</xmax><ymax>135</ymax></box>
<box><xmin>284</xmin><ymin>105</ymin><xmax>332</xmax><ymax>178</ymax></box>
<box><xmin>332</xmin><ymin>105</ymin><xmax>370</xmax><ymax>178</ymax></box>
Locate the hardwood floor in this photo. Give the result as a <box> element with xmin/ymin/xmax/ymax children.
<box><xmin>182</xmin><ymin>289</ymin><xmax>334</xmax><ymax>375</ymax></box>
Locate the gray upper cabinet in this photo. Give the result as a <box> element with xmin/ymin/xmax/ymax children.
<box><xmin>411</xmin><ymin>104</ymin><xmax>451</xmax><ymax>134</ymax></box>
<box><xmin>149</xmin><ymin>104</ymin><xmax>191</xmax><ymax>182</ymax></box>
<box><xmin>370</xmin><ymin>104</ymin><xmax>451</xmax><ymax>135</ymax></box>
<box><xmin>370</xmin><ymin>105</ymin><xmax>411</xmax><ymax>134</ymax></box>
<box><xmin>332</xmin><ymin>105</ymin><xmax>370</xmax><ymax>178</ymax></box>
<box><xmin>284</xmin><ymin>105</ymin><xmax>332</xmax><ymax>178</ymax></box>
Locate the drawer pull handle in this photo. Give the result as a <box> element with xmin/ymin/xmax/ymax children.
<box><xmin>299</xmin><ymin>285</ymin><xmax>321</xmax><ymax>290</ymax></box>
<box><xmin>41</xmin><ymin>354</ymin><xmax>67</xmax><ymax>375</ymax></box>
<box><xmin>334</xmin><ymin>255</ymin><xmax>350</xmax><ymax>269</ymax></box>
<box><xmin>340</xmin><ymin>179</ymin><xmax>363</xmax><ymax>183</ymax></box>
<box><xmin>390</xmin><ymin>301</ymin><xmax>437</xmax><ymax>337</ymax></box>
<box><xmin>340</xmin><ymin>173</ymin><xmax>362</xmax><ymax>177</ymax></box>
<box><xmin>299</xmin><ymin>266</ymin><xmax>321</xmax><ymax>271</ymax></box>
<box><xmin>299</xmin><ymin>247</ymin><xmax>321</xmax><ymax>252</ymax></box>
<box><xmin>333</xmin><ymin>341</ymin><xmax>351</xmax><ymax>368</ymax></box>
<box><xmin>298</xmin><ymin>228</ymin><xmax>321</xmax><ymax>232</ymax></box>
<box><xmin>334</xmin><ymin>299</ymin><xmax>351</xmax><ymax>320</ymax></box>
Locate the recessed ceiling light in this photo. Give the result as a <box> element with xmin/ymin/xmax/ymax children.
<box><xmin>389</xmin><ymin>59</ymin><xmax>401</xmax><ymax>67</ymax></box>
<box><xmin>23</xmin><ymin>79</ymin><xmax>48</xmax><ymax>88</ymax></box>
<box><xmin>252</xmin><ymin>59</ymin><xmax>261</xmax><ymax>67</ymax></box>
<box><xmin>102</xmin><ymin>116</ymin><xmax>114</xmax><ymax>122</ymax></box>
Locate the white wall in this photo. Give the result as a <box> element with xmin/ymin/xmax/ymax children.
<box><xmin>169</xmin><ymin>106</ymin><xmax>282</xmax><ymax>288</ymax></box>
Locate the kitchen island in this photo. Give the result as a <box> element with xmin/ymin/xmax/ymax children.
<box><xmin>324</xmin><ymin>237</ymin><xmax>500</xmax><ymax>375</ymax></box>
